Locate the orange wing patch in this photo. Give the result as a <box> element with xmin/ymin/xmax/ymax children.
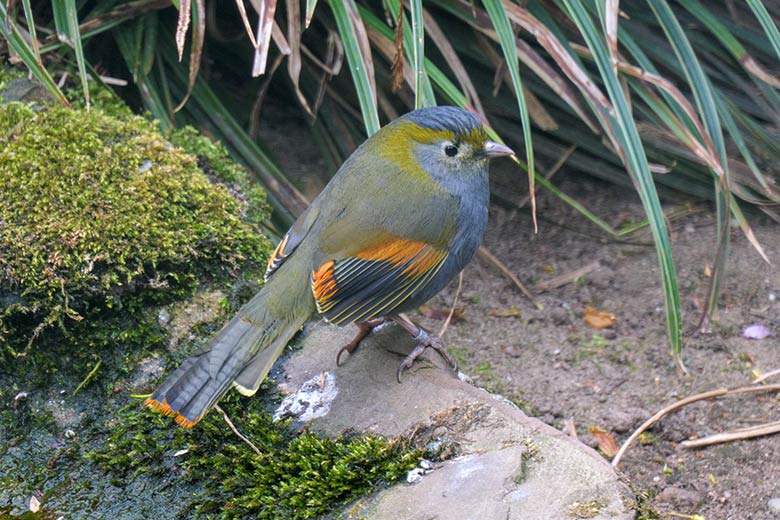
<box><xmin>265</xmin><ymin>234</ymin><xmax>290</xmax><ymax>282</ymax></box>
<box><xmin>311</xmin><ymin>237</ymin><xmax>448</xmax><ymax>325</ymax></box>
<box><xmin>312</xmin><ymin>260</ymin><xmax>337</xmax><ymax>301</ymax></box>
<box><xmin>145</xmin><ymin>397</ymin><xmax>200</xmax><ymax>428</ymax></box>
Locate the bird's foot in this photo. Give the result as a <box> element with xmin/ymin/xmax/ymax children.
<box><xmin>396</xmin><ymin>326</ymin><xmax>458</xmax><ymax>383</ymax></box>
<box><xmin>336</xmin><ymin>318</ymin><xmax>387</xmax><ymax>366</ymax></box>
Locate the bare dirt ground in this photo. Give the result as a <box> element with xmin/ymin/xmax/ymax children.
<box><xmin>410</xmin><ymin>167</ymin><xmax>780</xmax><ymax>520</ymax></box>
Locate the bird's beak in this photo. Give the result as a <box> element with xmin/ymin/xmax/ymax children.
<box><xmin>483</xmin><ymin>141</ymin><xmax>515</xmax><ymax>158</ymax></box>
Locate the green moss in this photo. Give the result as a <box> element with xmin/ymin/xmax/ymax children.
<box><xmin>169</xmin><ymin>126</ymin><xmax>271</xmax><ymax>228</ymax></box>
<box><xmin>89</xmin><ymin>393</ymin><xmax>425</xmax><ymax>519</ymax></box>
<box><xmin>0</xmin><ymin>102</ymin><xmax>272</xmax><ymax>356</ymax></box>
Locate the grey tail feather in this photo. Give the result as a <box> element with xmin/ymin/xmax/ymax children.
<box><xmin>145</xmin><ymin>308</ymin><xmax>305</xmax><ymax>427</ymax></box>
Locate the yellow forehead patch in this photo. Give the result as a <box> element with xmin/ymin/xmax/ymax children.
<box><xmin>377</xmin><ymin>121</ymin><xmax>487</xmax><ymax>167</ymax></box>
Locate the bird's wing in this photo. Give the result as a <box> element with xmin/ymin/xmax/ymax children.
<box><xmin>306</xmin><ymin>155</ymin><xmax>460</xmax><ymax>324</ymax></box>
<box><xmin>311</xmin><ymin>232</ymin><xmax>448</xmax><ymax>325</ymax></box>
<box><xmin>264</xmin><ymin>204</ymin><xmax>320</xmax><ymax>281</ymax></box>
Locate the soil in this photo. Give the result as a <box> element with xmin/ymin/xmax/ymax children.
<box><xmin>409</xmin><ymin>164</ymin><xmax>780</xmax><ymax>520</ymax></box>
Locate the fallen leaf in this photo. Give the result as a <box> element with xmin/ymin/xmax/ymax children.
<box><xmin>487</xmin><ymin>307</ymin><xmax>521</xmax><ymax>318</ymax></box>
<box><xmin>742</xmin><ymin>323</ymin><xmax>770</xmax><ymax>340</ymax></box>
<box><xmin>418</xmin><ymin>305</ymin><xmax>465</xmax><ymax>323</ymax></box>
<box><xmin>583</xmin><ymin>305</ymin><xmax>617</xmax><ymax>329</ymax></box>
<box><xmin>543</xmin><ymin>264</ymin><xmax>555</xmax><ymax>274</ymax></box>
<box><xmin>589</xmin><ymin>426</ymin><xmax>619</xmax><ymax>458</ymax></box>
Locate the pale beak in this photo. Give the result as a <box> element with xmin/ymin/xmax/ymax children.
<box><xmin>483</xmin><ymin>141</ymin><xmax>515</xmax><ymax>158</ymax></box>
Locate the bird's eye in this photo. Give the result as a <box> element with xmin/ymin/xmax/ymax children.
<box><xmin>444</xmin><ymin>144</ymin><xmax>459</xmax><ymax>157</ymax></box>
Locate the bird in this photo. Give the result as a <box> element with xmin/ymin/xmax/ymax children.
<box><xmin>145</xmin><ymin>106</ymin><xmax>514</xmax><ymax>427</ymax></box>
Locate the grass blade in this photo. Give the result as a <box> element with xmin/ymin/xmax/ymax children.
<box><xmin>679</xmin><ymin>0</ymin><xmax>780</xmax><ymax>87</ymax></box>
<box><xmin>305</xmin><ymin>0</ymin><xmax>319</xmax><ymax>29</ymax></box>
<box><xmin>52</xmin><ymin>0</ymin><xmax>90</xmax><ymax>108</ymax></box>
<box><xmin>329</xmin><ymin>0</ymin><xmax>380</xmax><ymax>135</ymax></box>
<box><xmin>747</xmin><ymin>0</ymin><xmax>780</xmax><ymax>63</ymax></box>
<box><xmin>481</xmin><ymin>0</ymin><xmax>535</xmax><ymax>229</ymax></box>
<box><xmin>647</xmin><ymin>0</ymin><xmax>735</xmax><ymax>327</ymax></box>
<box><xmin>409</xmin><ymin>0</ymin><xmax>427</xmax><ymax>108</ymax></box>
<box><xmin>564</xmin><ymin>0</ymin><xmax>682</xmax><ymax>358</ymax></box>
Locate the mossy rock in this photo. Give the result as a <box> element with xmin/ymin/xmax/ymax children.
<box><xmin>0</xmin><ymin>101</ymin><xmax>271</xmax><ymax>362</ymax></box>
<box><xmin>0</xmin><ymin>89</ymin><xmax>423</xmax><ymax>519</ymax></box>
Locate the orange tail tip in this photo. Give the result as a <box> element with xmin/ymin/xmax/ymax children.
<box><xmin>145</xmin><ymin>397</ymin><xmax>201</xmax><ymax>428</ymax></box>
<box><xmin>174</xmin><ymin>414</ymin><xmax>200</xmax><ymax>428</ymax></box>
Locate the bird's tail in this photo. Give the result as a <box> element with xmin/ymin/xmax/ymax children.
<box><xmin>145</xmin><ymin>271</ymin><xmax>313</xmax><ymax>427</ymax></box>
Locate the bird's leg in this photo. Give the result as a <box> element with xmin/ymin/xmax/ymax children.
<box><xmin>336</xmin><ymin>317</ymin><xmax>387</xmax><ymax>366</ymax></box>
<box><xmin>391</xmin><ymin>314</ymin><xmax>458</xmax><ymax>382</ymax></box>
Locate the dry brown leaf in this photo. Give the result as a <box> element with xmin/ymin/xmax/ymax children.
<box><xmin>589</xmin><ymin>426</ymin><xmax>619</xmax><ymax>458</ymax></box>
<box><xmin>174</xmin><ymin>0</ymin><xmax>191</xmax><ymax>61</ymax></box>
<box><xmin>419</xmin><ymin>305</ymin><xmax>464</xmax><ymax>323</ymax></box>
<box><xmin>488</xmin><ymin>307</ymin><xmax>522</xmax><ymax>318</ymax></box>
<box><xmin>583</xmin><ymin>305</ymin><xmax>617</xmax><ymax>329</ymax></box>
<box><xmin>250</xmin><ymin>0</ymin><xmax>278</xmax><ymax>76</ymax></box>
<box><xmin>174</xmin><ymin>0</ymin><xmax>205</xmax><ymax>112</ymax></box>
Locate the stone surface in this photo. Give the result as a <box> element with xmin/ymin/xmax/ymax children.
<box><xmin>277</xmin><ymin>322</ymin><xmax>635</xmax><ymax>520</ymax></box>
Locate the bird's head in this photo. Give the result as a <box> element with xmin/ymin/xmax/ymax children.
<box><xmin>374</xmin><ymin>106</ymin><xmax>514</xmax><ymax>182</ymax></box>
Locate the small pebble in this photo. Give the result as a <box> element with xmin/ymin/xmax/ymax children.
<box><xmin>406</xmin><ymin>467</ymin><xmax>425</xmax><ymax>484</ymax></box>
<box><xmin>549</xmin><ymin>307</ymin><xmax>569</xmax><ymax>325</ymax></box>
<box><xmin>158</xmin><ymin>309</ymin><xmax>171</xmax><ymax>326</ymax></box>
<box><xmin>768</xmin><ymin>497</ymin><xmax>780</xmax><ymax>513</ymax></box>
<box><xmin>654</xmin><ymin>486</ymin><xmax>703</xmax><ymax>511</ymax></box>
<box><xmin>64</xmin><ymin>429</ymin><xmax>76</xmax><ymax>439</ymax></box>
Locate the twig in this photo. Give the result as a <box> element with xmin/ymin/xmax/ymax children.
<box><xmin>72</xmin><ymin>358</ymin><xmax>101</xmax><ymax>396</ymax></box>
<box><xmin>534</xmin><ymin>260</ymin><xmax>600</xmax><ymax>292</ymax></box>
<box><xmin>753</xmin><ymin>367</ymin><xmax>780</xmax><ymax>384</ymax></box>
<box><xmin>612</xmin><ymin>383</ymin><xmax>780</xmax><ymax>467</ymax></box>
<box><xmin>438</xmin><ymin>271</ymin><xmax>463</xmax><ymax>339</ymax></box>
<box><xmin>477</xmin><ymin>246</ymin><xmax>542</xmax><ymax>309</ymax></box>
<box><xmin>681</xmin><ymin>420</ymin><xmax>780</xmax><ymax>449</ymax></box>
<box><xmin>214</xmin><ymin>404</ymin><xmax>262</xmax><ymax>456</ymax></box>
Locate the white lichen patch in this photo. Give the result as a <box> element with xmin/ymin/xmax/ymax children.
<box><xmin>273</xmin><ymin>372</ymin><xmax>338</xmax><ymax>422</ymax></box>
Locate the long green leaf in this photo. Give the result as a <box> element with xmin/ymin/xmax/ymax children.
<box><xmin>564</xmin><ymin>0</ymin><xmax>682</xmax><ymax>358</ymax></box>
<box><xmin>647</xmin><ymin>0</ymin><xmax>732</xmax><ymax>325</ymax></box>
<box><xmin>329</xmin><ymin>0</ymin><xmax>380</xmax><ymax>136</ymax></box>
<box><xmin>481</xmin><ymin>0</ymin><xmax>535</xmax><ymax>225</ymax></box>
<box><xmin>746</xmin><ymin>0</ymin><xmax>780</xmax><ymax>63</ymax></box>
<box><xmin>409</xmin><ymin>0</ymin><xmax>427</xmax><ymax>109</ymax></box>
<box><xmin>305</xmin><ymin>0</ymin><xmax>319</xmax><ymax>28</ymax></box>
<box><xmin>52</xmin><ymin>0</ymin><xmax>90</xmax><ymax>109</ymax></box>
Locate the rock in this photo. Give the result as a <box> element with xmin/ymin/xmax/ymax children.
<box><xmin>589</xmin><ymin>266</ymin><xmax>614</xmax><ymax>289</ymax></box>
<box><xmin>280</xmin><ymin>323</ymin><xmax>633</xmax><ymax>520</ymax></box>
<box><xmin>654</xmin><ymin>486</ymin><xmax>703</xmax><ymax>512</ymax></box>
<box><xmin>768</xmin><ymin>497</ymin><xmax>780</xmax><ymax>513</ymax></box>
<box><xmin>550</xmin><ymin>306</ymin><xmax>570</xmax><ymax>325</ymax></box>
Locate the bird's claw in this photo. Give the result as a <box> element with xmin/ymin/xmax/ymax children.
<box><xmin>396</xmin><ymin>327</ymin><xmax>458</xmax><ymax>383</ymax></box>
<box><xmin>336</xmin><ymin>318</ymin><xmax>386</xmax><ymax>366</ymax></box>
